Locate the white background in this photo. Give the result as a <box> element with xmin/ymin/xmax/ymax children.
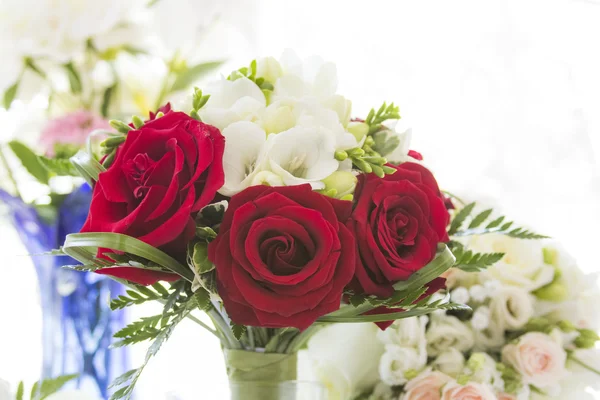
<box><xmin>1</xmin><ymin>0</ymin><xmax>600</xmax><ymax>398</ymax></box>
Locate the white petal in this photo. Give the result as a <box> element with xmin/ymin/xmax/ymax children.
<box><xmin>203</xmin><ymin>77</ymin><xmax>266</xmax><ymax>109</ymax></box>
<box><xmin>218</xmin><ymin>121</ymin><xmax>267</xmax><ymax>196</ymax></box>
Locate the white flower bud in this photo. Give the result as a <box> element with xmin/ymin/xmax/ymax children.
<box><xmin>490</xmin><ymin>286</ymin><xmax>534</xmax><ymax>330</ymax></box>
<box><xmin>471</xmin><ymin>306</ymin><xmax>491</xmax><ymax>331</ymax></box>
<box><xmin>469</xmin><ymin>284</ymin><xmax>487</xmax><ymax>303</ymax></box>
<box><xmin>451</xmin><ymin>287</ymin><xmax>470</xmax><ymax>304</ymax></box>
<box><xmin>432</xmin><ymin>348</ymin><xmax>465</xmax><ymax>377</ymax></box>
<box><xmin>256</xmin><ymin>56</ymin><xmax>283</xmax><ymax>84</ymax></box>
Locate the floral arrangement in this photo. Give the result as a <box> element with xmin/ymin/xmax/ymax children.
<box><xmin>301</xmin><ymin>204</ymin><xmax>600</xmax><ymax>400</ymax></box>
<box><xmin>46</xmin><ymin>51</ymin><xmax>553</xmax><ymax>399</ymax></box>
<box><xmin>0</xmin><ymin>374</ymin><xmax>96</xmax><ymax>400</ymax></box>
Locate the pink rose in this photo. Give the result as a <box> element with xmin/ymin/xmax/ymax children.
<box><xmin>497</xmin><ymin>394</ymin><xmax>517</xmax><ymax>400</ymax></box>
<box><xmin>501</xmin><ymin>332</ymin><xmax>567</xmax><ymax>389</ymax></box>
<box><xmin>403</xmin><ymin>370</ymin><xmax>453</xmax><ymax>400</ymax></box>
<box><xmin>440</xmin><ymin>382</ymin><xmax>496</xmax><ymax>400</ymax></box>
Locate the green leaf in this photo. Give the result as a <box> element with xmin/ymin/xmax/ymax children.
<box><xmin>70</xmin><ymin>150</ymin><xmax>106</xmax><ymax>187</ymax></box>
<box><xmin>319</xmin><ymin>302</ymin><xmax>469</xmax><ymax>323</ymax></box>
<box><xmin>30</xmin><ymin>374</ymin><xmax>78</xmax><ymax>400</ymax></box>
<box><xmin>63</xmin><ymin>62</ymin><xmax>82</xmax><ymax>93</ymax></box>
<box><xmin>349</xmin><ymin>293</ymin><xmax>366</xmax><ymax>307</ymax></box>
<box><xmin>468</xmin><ymin>209</ymin><xmax>493</xmax><ymax>229</ymax></box>
<box><xmin>110</xmin><ymin>286</ymin><xmax>168</xmax><ymax>310</ymax></box>
<box><xmin>63</xmin><ymin>232</ymin><xmax>194</xmax><ymax>282</ymax></box>
<box><xmin>171</xmin><ymin>61</ymin><xmax>224</xmax><ymax>92</ymax></box>
<box><xmin>162</xmin><ymin>280</ymin><xmax>185</xmax><ymax>316</ymax></box>
<box><xmin>448</xmin><ymin>202</ymin><xmax>475</xmax><ymax>235</ymax></box>
<box><xmin>38</xmin><ymin>156</ymin><xmax>79</xmax><ymax>176</ymax></box>
<box><xmin>193</xmin><ymin>288</ymin><xmax>212</xmax><ymax>311</ymax></box>
<box><xmin>8</xmin><ymin>140</ymin><xmax>50</xmax><ymax>184</ymax></box>
<box><xmin>231</xmin><ymin>323</ymin><xmax>246</xmax><ymax>341</ymax></box>
<box><xmin>3</xmin><ymin>80</ymin><xmax>19</xmax><ymax>109</ymax></box>
<box><xmin>101</xmin><ymin>84</ymin><xmax>118</xmax><ymax>117</ymax></box>
<box><xmin>24</xmin><ymin>57</ymin><xmax>47</xmax><ymax>78</ymax></box>
<box><xmin>371</xmin><ymin>129</ymin><xmax>400</xmax><ymax>157</ymax></box>
<box><xmin>453</xmin><ymin>246</ymin><xmax>505</xmax><ymax>272</ymax></box>
<box><xmin>191</xmin><ymin>242</ymin><xmax>214</xmax><ymax>274</ymax></box>
<box><xmin>15</xmin><ymin>381</ymin><xmax>23</xmax><ymax>400</ymax></box>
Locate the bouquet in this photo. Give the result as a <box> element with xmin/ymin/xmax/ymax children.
<box><xmin>44</xmin><ymin>51</ymin><xmax>550</xmax><ymax>399</ymax></box>
<box><xmin>301</xmin><ymin>203</ymin><xmax>600</xmax><ymax>400</ymax></box>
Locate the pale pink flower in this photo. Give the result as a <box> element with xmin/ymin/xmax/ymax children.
<box><xmin>403</xmin><ymin>370</ymin><xmax>453</xmax><ymax>400</ymax></box>
<box><xmin>502</xmin><ymin>332</ymin><xmax>567</xmax><ymax>389</ymax></box>
<box><xmin>440</xmin><ymin>381</ymin><xmax>496</xmax><ymax>400</ymax></box>
<box><xmin>497</xmin><ymin>393</ymin><xmax>517</xmax><ymax>400</ymax></box>
<box><xmin>40</xmin><ymin>110</ymin><xmax>110</xmax><ymax>155</ymax></box>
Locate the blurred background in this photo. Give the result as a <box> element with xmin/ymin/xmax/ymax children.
<box><xmin>1</xmin><ymin>0</ymin><xmax>599</xmax><ymax>398</ymax></box>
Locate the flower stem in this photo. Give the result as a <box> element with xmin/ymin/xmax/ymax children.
<box><xmin>570</xmin><ymin>355</ymin><xmax>600</xmax><ymax>376</ymax></box>
<box><xmin>0</xmin><ymin>145</ymin><xmax>22</xmax><ymax>200</ymax></box>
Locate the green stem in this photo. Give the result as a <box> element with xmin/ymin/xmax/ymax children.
<box><xmin>208</xmin><ymin>306</ymin><xmax>242</xmax><ymax>350</ymax></box>
<box><xmin>0</xmin><ymin>145</ymin><xmax>22</xmax><ymax>199</ymax></box>
<box><xmin>570</xmin><ymin>356</ymin><xmax>600</xmax><ymax>376</ymax></box>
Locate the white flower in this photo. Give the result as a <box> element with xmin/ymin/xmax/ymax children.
<box><xmin>0</xmin><ymin>0</ymin><xmax>145</xmax><ymax>62</ymax></box>
<box><xmin>489</xmin><ymin>286</ymin><xmax>534</xmax><ymax>330</ymax></box>
<box><xmin>498</xmin><ymin>386</ymin><xmax>531</xmax><ymax>400</ymax></box>
<box><xmin>402</xmin><ymin>369</ymin><xmax>453</xmax><ymax>400</ymax></box>
<box><xmin>263</xmin><ymin>125</ymin><xmax>339</xmax><ymax>189</ymax></box>
<box><xmin>534</xmin><ymin>244</ymin><xmax>600</xmax><ymax>330</ymax></box>
<box><xmin>483</xmin><ymin>280</ymin><xmax>502</xmax><ymax>297</ymax></box>
<box><xmin>0</xmin><ymin>378</ymin><xmax>10</xmax><ymax>399</ymax></box>
<box><xmin>450</xmin><ymin>287</ymin><xmax>470</xmax><ymax>304</ymax></box>
<box><xmin>473</xmin><ymin>318</ymin><xmax>506</xmax><ymax>351</ymax></box>
<box><xmin>426</xmin><ymin>315</ymin><xmax>475</xmax><ymax>356</ymax></box>
<box><xmin>468</xmin><ymin>234</ymin><xmax>555</xmax><ymax>291</ymax></box>
<box><xmin>383</xmin><ymin>125</ymin><xmax>416</xmax><ymax>164</ymax></box>
<box><xmin>200</xmin><ymin>77</ymin><xmax>266</xmax><ymax>130</ymax></box>
<box><xmin>502</xmin><ymin>332</ymin><xmax>568</xmax><ymax>389</ymax></box>
<box><xmin>469</xmin><ymin>285</ymin><xmax>487</xmax><ymax>303</ymax></box>
<box><xmin>432</xmin><ymin>349</ymin><xmax>466</xmax><ymax>378</ymax></box>
<box><xmin>440</xmin><ymin>381</ymin><xmax>496</xmax><ymax>400</ymax></box>
<box><xmin>377</xmin><ymin>316</ymin><xmax>428</xmax><ymax>348</ymax></box>
<box><xmin>379</xmin><ymin>344</ymin><xmax>427</xmax><ymax>386</ymax></box>
<box><xmin>368</xmin><ymin>382</ymin><xmax>394</xmax><ymax>400</ymax></box>
<box><xmin>466</xmin><ymin>353</ymin><xmax>504</xmax><ymax>391</ymax></box>
<box><xmin>218</xmin><ymin>121</ymin><xmax>269</xmax><ymax>196</ymax></box>
<box><xmin>256</xmin><ymin>57</ymin><xmax>283</xmax><ymax>84</ymax></box>
<box><xmin>299</xmin><ymin>323</ymin><xmax>384</xmax><ymax>400</ymax></box>
<box><xmin>471</xmin><ymin>306</ymin><xmax>491</xmax><ymax>331</ymax></box>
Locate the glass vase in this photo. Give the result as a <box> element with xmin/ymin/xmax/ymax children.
<box><xmin>0</xmin><ymin>185</ymin><xmax>128</xmax><ymax>399</ymax></box>
<box><xmin>224</xmin><ymin>349</ymin><xmax>325</xmax><ymax>400</ymax></box>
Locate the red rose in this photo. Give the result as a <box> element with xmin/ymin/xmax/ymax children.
<box><xmin>208</xmin><ymin>184</ymin><xmax>356</xmax><ymax>330</ymax></box>
<box><xmin>348</xmin><ymin>162</ymin><xmax>449</xmax><ymax>297</ymax></box>
<box><xmin>82</xmin><ymin>111</ymin><xmax>225</xmax><ymax>285</ymax></box>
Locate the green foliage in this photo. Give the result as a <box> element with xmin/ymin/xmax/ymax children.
<box><xmin>63</xmin><ymin>62</ymin><xmax>82</xmax><ymax>93</ymax></box>
<box><xmin>110</xmin><ymin>284</ymin><xmax>170</xmax><ymax>310</ymax></box>
<box><xmin>189</xmin><ymin>87</ymin><xmax>211</xmax><ymax>120</ymax></box>
<box><xmin>171</xmin><ymin>61</ymin><xmax>223</xmax><ymax>92</ymax></box>
<box><xmin>37</xmin><ymin>156</ymin><xmax>79</xmax><ymax>176</ymax></box>
<box><xmin>3</xmin><ymin>80</ymin><xmax>19</xmax><ymax>109</ymax></box>
<box><xmin>109</xmin><ymin>306</ymin><xmax>191</xmax><ymax>400</ymax></box>
<box><xmin>231</xmin><ymin>323</ymin><xmax>247</xmax><ymax>341</ymax></box>
<box><xmin>365</xmin><ymin>102</ymin><xmax>401</xmax><ymax>134</ymax></box>
<box><xmin>227</xmin><ymin>59</ymin><xmax>274</xmax><ymax>93</ymax></box>
<box><xmin>29</xmin><ymin>374</ymin><xmax>78</xmax><ymax>400</ymax></box>
<box><xmin>8</xmin><ymin>140</ymin><xmax>50</xmax><ymax>184</ymax></box>
<box><xmin>16</xmin><ymin>382</ymin><xmax>24</xmax><ymax>400</ymax></box>
<box><xmin>109</xmin><ymin>120</ymin><xmax>133</xmax><ymax>134</ymax></box>
<box><xmin>101</xmin><ymin>83</ymin><xmax>118</xmax><ymax>117</ymax></box>
<box><xmin>449</xmin><ymin>202</ymin><xmax>548</xmax><ymax>239</ymax></box>
<box><xmin>342</xmin><ymin>147</ymin><xmax>395</xmax><ymax>178</ymax></box>
<box><xmin>450</xmin><ymin>242</ymin><xmax>505</xmax><ymax>272</ymax></box>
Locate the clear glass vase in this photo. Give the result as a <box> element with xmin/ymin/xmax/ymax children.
<box><xmin>228</xmin><ymin>381</ymin><xmax>326</xmax><ymax>400</ymax></box>
<box><xmin>224</xmin><ymin>349</ymin><xmax>325</xmax><ymax>400</ymax></box>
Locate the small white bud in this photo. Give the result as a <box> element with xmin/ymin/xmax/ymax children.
<box><xmin>451</xmin><ymin>287</ymin><xmax>470</xmax><ymax>304</ymax></box>
<box><xmin>471</xmin><ymin>306</ymin><xmax>491</xmax><ymax>331</ymax></box>
<box><xmin>469</xmin><ymin>284</ymin><xmax>487</xmax><ymax>303</ymax></box>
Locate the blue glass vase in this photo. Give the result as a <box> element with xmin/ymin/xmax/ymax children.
<box><xmin>0</xmin><ymin>185</ymin><xmax>128</xmax><ymax>399</ymax></box>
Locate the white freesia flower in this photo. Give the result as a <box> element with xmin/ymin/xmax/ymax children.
<box><xmin>299</xmin><ymin>323</ymin><xmax>384</xmax><ymax>400</ymax></box>
<box><xmin>426</xmin><ymin>315</ymin><xmax>475</xmax><ymax>356</ymax></box>
<box><xmin>489</xmin><ymin>286</ymin><xmax>534</xmax><ymax>330</ymax></box>
<box><xmin>218</xmin><ymin>121</ymin><xmax>269</xmax><ymax>196</ymax></box>
<box><xmin>440</xmin><ymin>381</ymin><xmax>496</xmax><ymax>400</ymax></box>
<box><xmin>368</xmin><ymin>382</ymin><xmax>394</xmax><ymax>400</ymax></box>
<box><xmin>263</xmin><ymin>126</ymin><xmax>339</xmax><ymax>189</ymax></box>
<box><xmin>502</xmin><ymin>332</ymin><xmax>568</xmax><ymax>390</ymax></box>
<box><xmin>469</xmin><ymin>285</ymin><xmax>487</xmax><ymax>303</ymax></box>
<box><xmin>432</xmin><ymin>348</ymin><xmax>465</xmax><ymax>377</ymax></box>
<box><xmin>468</xmin><ymin>234</ymin><xmax>555</xmax><ymax>292</ymax></box>
<box><xmin>200</xmin><ymin>77</ymin><xmax>266</xmax><ymax>130</ymax></box>
<box><xmin>256</xmin><ymin>57</ymin><xmax>283</xmax><ymax>84</ymax></box>
<box><xmin>402</xmin><ymin>369</ymin><xmax>453</xmax><ymax>400</ymax></box>
<box><xmin>379</xmin><ymin>344</ymin><xmax>427</xmax><ymax>386</ymax></box>
<box><xmin>383</xmin><ymin>126</ymin><xmax>416</xmax><ymax>164</ymax></box>
<box><xmin>450</xmin><ymin>287</ymin><xmax>470</xmax><ymax>304</ymax></box>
